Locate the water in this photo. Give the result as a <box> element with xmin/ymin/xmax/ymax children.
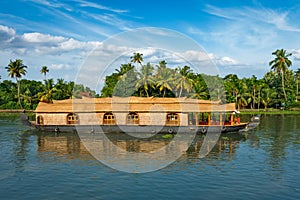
<box><xmin>0</xmin><ymin>114</ymin><xmax>300</xmax><ymax>199</ymax></box>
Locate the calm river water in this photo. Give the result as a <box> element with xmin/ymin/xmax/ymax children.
<box><xmin>0</xmin><ymin>114</ymin><xmax>299</xmax><ymax>200</ymax></box>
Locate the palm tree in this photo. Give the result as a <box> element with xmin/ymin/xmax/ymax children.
<box><xmin>114</xmin><ymin>63</ymin><xmax>137</xmax><ymax>96</ymax></box>
<box><xmin>269</xmin><ymin>49</ymin><xmax>292</xmax><ymax>101</ymax></box>
<box><xmin>130</xmin><ymin>53</ymin><xmax>144</xmax><ymax>67</ymax></box>
<box><xmin>157</xmin><ymin>60</ymin><xmax>167</xmax><ymax>69</ymax></box>
<box><xmin>38</xmin><ymin>79</ymin><xmax>57</xmax><ymax>103</ymax></box>
<box><xmin>5</xmin><ymin>59</ymin><xmax>27</xmax><ymax>105</ymax></box>
<box><xmin>295</xmin><ymin>68</ymin><xmax>300</xmax><ymax>102</ymax></box>
<box><xmin>235</xmin><ymin>80</ymin><xmax>249</xmax><ymax>110</ymax></box>
<box><xmin>135</xmin><ymin>63</ymin><xmax>155</xmax><ymax>97</ymax></box>
<box><xmin>191</xmin><ymin>75</ymin><xmax>208</xmax><ymax>99</ymax></box>
<box><xmin>260</xmin><ymin>82</ymin><xmax>276</xmax><ymax>110</ymax></box>
<box><xmin>40</xmin><ymin>66</ymin><xmax>49</xmax><ymax>81</ymax></box>
<box><xmin>20</xmin><ymin>88</ymin><xmax>33</xmax><ymax>109</ymax></box>
<box><xmin>155</xmin><ymin>67</ymin><xmax>175</xmax><ymax>97</ymax></box>
<box><xmin>175</xmin><ymin>66</ymin><xmax>195</xmax><ymax>97</ymax></box>
<box><xmin>224</xmin><ymin>74</ymin><xmax>239</xmax><ymax>103</ymax></box>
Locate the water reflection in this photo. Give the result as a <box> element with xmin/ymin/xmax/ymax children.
<box><xmin>2</xmin><ymin>114</ymin><xmax>300</xmax><ymax>199</ymax></box>
<box><xmin>35</xmin><ymin>131</ymin><xmax>247</xmax><ymax>161</ymax></box>
<box><xmin>258</xmin><ymin>114</ymin><xmax>300</xmax><ymax>180</ymax></box>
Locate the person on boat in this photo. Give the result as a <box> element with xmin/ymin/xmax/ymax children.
<box><xmin>234</xmin><ymin>116</ymin><xmax>240</xmax><ymax>124</ymax></box>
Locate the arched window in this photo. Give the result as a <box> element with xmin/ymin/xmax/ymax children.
<box><xmin>67</xmin><ymin>113</ymin><xmax>79</xmax><ymax>124</ymax></box>
<box><xmin>166</xmin><ymin>113</ymin><xmax>179</xmax><ymax>126</ymax></box>
<box><xmin>127</xmin><ymin>112</ymin><xmax>139</xmax><ymax>125</ymax></box>
<box><xmin>103</xmin><ymin>112</ymin><xmax>116</xmax><ymax>125</ymax></box>
<box><xmin>37</xmin><ymin>115</ymin><xmax>43</xmax><ymax>125</ymax></box>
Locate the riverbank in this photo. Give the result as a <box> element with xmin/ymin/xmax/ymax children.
<box><xmin>240</xmin><ymin>108</ymin><xmax>300</xmax><ymax>115</ymax></box>
<box><xmin>0</xmin><ymin>109</ymin><xmax>34</xmax><ymax>113</ymax></box>
<box><xmin>1</xmin><ymin>109</ymin><xmax>300</xmax><ymax>115</ymax></box>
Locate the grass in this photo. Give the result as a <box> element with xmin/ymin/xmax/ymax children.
<box><xmin>240</xmin><ymin>108</ymin><xmax>300</xmax><ymax>115</ymax></box>
<box><xmin>0</xmin><ymin>112</ymin><xmax>36</xmax><ymax>120</ymax></box>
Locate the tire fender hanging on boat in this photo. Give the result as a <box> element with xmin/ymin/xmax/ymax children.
<box><xmin>201</xmin><ymin>127</ymin><xmax>207</xmax><ymax>134</ymax></box>
<box><xmin>54</xmin><ymin>127</ymin><xmax>60</xmax><ymax>133</ymax></box>
<box><xmin>168</xmin><ymin>128</ymin><xmax>174</xmax><ymax>134</ymax></box>
<box><xmin>221</xmin><ymin>126</ymin><xmax>227</xmax><ymax>132</ymax></box>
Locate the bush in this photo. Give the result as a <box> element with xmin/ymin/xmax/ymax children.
<box><xmin>290</xmin><ymin>101</ymin><xmax>300</xmax><ymax>108</ymax></box>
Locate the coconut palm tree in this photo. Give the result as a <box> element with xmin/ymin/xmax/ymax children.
<box><xmin>175</xmin><ymin>66</ymin><xmax>195</xmax><ymax>97</ymax></box>
<box><xmin>135</xmin><ymin>63</ymin><xmax>155</xmax><ymax>97</ymax></box>
<box><xmin>295</xmin><ymin>68</ymin><xmax>300</xmax><ymax>102</ymax></box>
<box><xmin>260</xmin><ymin>83</ymin><xmax>277</xmax><ymax>110</ymax></box>
<box><xmin>224</xmin><ymin>74</ymin><xmax>239</xmax><ymax>103</ymax></box>
<box><xmin>40</xmin><ymin>66</ymin><xmax>49</xmax><ymax>81</ymax></box>
<box><xmin>130</xmin><ymin>53</ymin><xmax>144</xmax><ymax>67</ymax></box>
<box><xmin>155</xmin><ymin>67</ymin><xmax>175</xmax><ymax>97</ymax></box>
<box><xmin>157</xmin><ymin>60</ymin><xmax>167</xmax><ymax>69</ymax></box>
<box><xmin>114</xmin><ymin>63</ymin><xmax>137</xmax><ymax>96</ymax></box>
<box><xmin>191</xmin><ymin>75</ymin><xmax>208</xmax><ymax>99</ymax></box>
<box><xmin>269</xmin><ymin>49</ymin><xmax>292</xmax><ymax>101</ymax></box>
<box><xmin>38</xmin><ymin>79</ymin><xmax>57</xmax><ymax>103</ymax></box>
<box><xmin>5</xmin><ymin>59</ymin><xmax>27</xmax><ymax>105</ymax></box>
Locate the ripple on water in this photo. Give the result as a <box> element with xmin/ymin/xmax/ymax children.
<box><xmin>0</xmin><ymin>114</ymin><xmax>300</xmax><ymax>199</ymax></box>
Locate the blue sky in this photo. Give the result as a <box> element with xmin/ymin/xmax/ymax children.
<box><xmin>1</xmin><ymin>0</ymin><xmax>300</xmax><ymax>90</ymax></box>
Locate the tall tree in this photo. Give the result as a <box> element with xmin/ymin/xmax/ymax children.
<box><xmin>40</xmin><ymin>66</ymin><xmax>49</xmax><ymax>81</ymax></box>
<box><xmin>269</xmin><ymin>49</ymin><xmax>292</xmax><ymax>101</ymax></box>
<box><xmin>114</xmin><ymin>63</ymin><xmax>137</xmax><ymax>96</ymax></box>
<box><xmin>5</xmin><ymin>59</ymin><xmax>27</xmax><ymax>106</ymax></box>
<box><xmin>130</xmin><ymin>53</ymin><xmax>144</xmax><ymax>67</ymax></box>
<box><xmin>155</xmin><ymin>67</ymin><xmax>175</xmax><ymax>97</ymax></box>
<box><xmin>295</xmin><ymin>68</ymin><xmax>300</xmax><ymax>102</ymax></box>
<box><xmin>175</xmin><ymin>66</ymin><xmax>194</xmax><ymax>97</ymax></box>
<box><xmin>191</xmin><ymin>74</ymin><xmax>208</xmax><ymax>99</ymax></box>
<box><xmin>135</xmin><ymin>63</ymin><xmax>155</xmax><ymax>97</ymax></box>
<box><xmin>38</xmin><ymin>79</ymin><xmax>57</xmax><ymax>103</ymax></box>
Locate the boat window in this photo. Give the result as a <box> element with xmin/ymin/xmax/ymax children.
<box><xmin>37</xmin><ymin>115</ymin><xmax>43</xmax><ymax>125</ymax></box>
<box><xmin>166</xmin><ymin>113</ymin><xmax>179</xmax><ymax>125</ymax></box>
<box><xmin>67</xmin><ymin>113</ymin><xmax>79</xmax><ymax>125</ymax></box>
<box><xmin>103</xmin><ymin>112</ymin><xmax>116</xmax><ymax>125</ymax></box>
<box><xmin>127</xmin><ymin>112</ymin><xmax>139</xmax><ymax>125</ymax></box>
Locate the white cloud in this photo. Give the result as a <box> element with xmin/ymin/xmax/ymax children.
<box><xmin>21</xmin><ymin>32</ymin><xmax>66</xmax><ymax>43</ymax></box>
<box><xmin>25</xmin><ymin>0</ymin><xmax>71</xmax><ymax>10</ymax></box>
<box><xmin>0</xmin><ymin>24</ymin><xmax>272</xmax><ymax>89</ymax></box>
<box><xmin>0</xmin><ymin>25</ymin><xmax>16</xmax><ymax>43</ymax></box>
<box><xmin>50</xmin><ymin>63</ymin><xmax>72</xmax><ymax>70</ymax></box>
<box><xmin>21</xmin><ymin>0</ymin><xmax>137</xmax><ymax>40</ymax></box>
<box><xmin>204</xmin><ymin>5</ymin><xmax>300</xmax><ymax>32</ymax></box>
<box><xmin>85</xmin><ymin>13</ymin><xmax>134</xmax><ymax>32</ymax></box>
<box><xmin>213</xmin><ymin>55</ymin><xmax>239</xmax><ymax>66</ymax></box>
<box><xmin>0</xmin><ymin>26</ymin><xmax>101</xmax><ymax>55</ymax></box>
<box><xmin>290</xmin><ymin>49</ymin><xmax>300</xmax><ymax>61</ymax></box>
<box><xmin>74</xmin><ymin>0</ymin><xmax>128</xmax><ymax>13</ymax></box>
<box><xmin>185</xmin><ymin>4</ymin><xmax>300</xmax><ymax>78</ymax></box>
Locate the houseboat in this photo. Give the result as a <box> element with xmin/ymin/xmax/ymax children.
<box><xmin>32</xmin><ymin>96</ymin><xmax>248</xmax><ymax>134</ymax></box>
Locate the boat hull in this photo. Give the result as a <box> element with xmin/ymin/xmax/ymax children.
<box><xmin>31</xmin><ymin>123</ymin><xmax>248</xmax><ymax>134</ymax></box>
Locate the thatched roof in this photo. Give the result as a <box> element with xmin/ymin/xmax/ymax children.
<box><xmin>35</xmin><ymin>97</ymin><xmax>236</xmax><ymax>113</ymax></box>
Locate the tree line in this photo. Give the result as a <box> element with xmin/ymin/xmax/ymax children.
<box><xmin>0</xmin><ymin>59</ymin><xmax>98</xmax><ymax>110</ymax></box>
<box><xmin>101</xmin><ymin>50</ymin><xmax>300</xmax><ymax>109</ymax></box>
<box><xmin>1</xmin><ymin>49</ymin><xmax>300</xmax><ymax>110</ymax></box>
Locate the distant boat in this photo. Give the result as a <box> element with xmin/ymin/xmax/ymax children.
<box><xmin>29</xmin><ymin>97</ymin><xmax>248</xmax><ymax>134</ymax></box>
<box><xmin>239</xmin><ymin>115</ymin><xmax>261</xmax><ymax>132</ymax></box>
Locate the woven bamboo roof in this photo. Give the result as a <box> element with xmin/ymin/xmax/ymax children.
<box><xmin>35</xmin><ymin>97</ymin><xmax>236</xmax><ymax>113</ymax></box>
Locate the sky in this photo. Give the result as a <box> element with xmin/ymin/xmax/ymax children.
<box><xmin>1</xmin><ymin>0</ymin><xmax>300</xmax><ymax>91</ymax></box>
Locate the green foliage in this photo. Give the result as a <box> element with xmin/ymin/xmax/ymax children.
<box><xmin>5</xmin><ymin>59</ymin><xmax>28</xmax><ymax>105</ymax></box>
<box><xmin>0</xmin><ymin>78</ymin><xmax>97</xmax><ymax>110</ymax></box>
<box><xmin>101</xmin><ymin>53</ymin><xmax>210</xmax><ymax>99</ymax></box>
<box><xmin>269</xmin><ymin>49</ymin><xmax>292</xmax><ymax>101</ymax></box>
<box><xmin>100</xmin><ymin>51</ymin><xmax>299</xmax><ymax>110</ymax></box>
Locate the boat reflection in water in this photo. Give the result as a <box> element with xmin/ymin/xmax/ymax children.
<box><xmin>36</xmin><ymin>131</ymin><xmax>247</xmax><ymax>169</ymax></box>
